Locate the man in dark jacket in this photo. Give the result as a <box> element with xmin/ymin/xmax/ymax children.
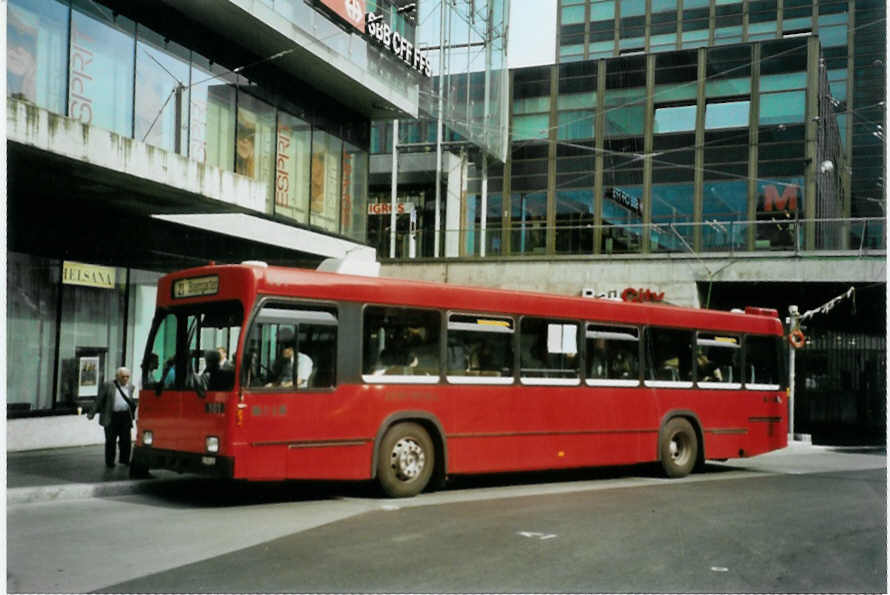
<box><xmin>88</xmin><ymin>367</ymin><xmax>137</xmax><ymax>468</ymax></box>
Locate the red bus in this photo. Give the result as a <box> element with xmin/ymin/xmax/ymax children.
<box><xmin>131</xmin><ymin>262</ymin><xmax>788</xmax><ymax>497</ymax></box>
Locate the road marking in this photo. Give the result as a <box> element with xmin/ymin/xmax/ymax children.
<box><xmin>518</xmin><ymin>531</ymin><xmax>558</xmax><ymax>540</ymax></box>
<box><xmin>711</xmin><ymin>566</ymin><xmax>729</xmax><ymax>572</ymax></box>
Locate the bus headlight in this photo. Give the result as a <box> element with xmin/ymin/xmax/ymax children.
<box><xmin>142</xmin><ymin>430</ymin><xmax>153</xmax><ymax>446</ymax></box>
<box><xmin>205</xmin><ymin>436</ymin><xmax>220</xmax><ymax>453</ymax></box>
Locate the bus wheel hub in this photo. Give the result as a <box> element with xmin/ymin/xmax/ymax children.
<box><xmin>391</xmin><ymin>438</ymin><xmax>425</xmax><ymax>481</ymax></box>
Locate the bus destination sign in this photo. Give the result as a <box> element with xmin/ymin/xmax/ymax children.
<box><xmin>173</xmin><ymin>275</ymin><xmax>219</xmax><ymax>299</ymax></box>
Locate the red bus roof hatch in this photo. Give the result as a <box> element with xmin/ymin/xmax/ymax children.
<box><xmin>745</xmin><ymin>306</ymin><xmax>779</xmax><ymax>318</ymax></box>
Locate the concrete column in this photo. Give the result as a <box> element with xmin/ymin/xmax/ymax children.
<box><xmin>444</xmin><ymin>151</ymin><xmax>465</xmax><ymax>258</ymax></box>
<box><xmin>804</xmin><ymin>35</ymin><xmax>819</xmax><ymax>249</ymax></box>
<box><xmin>593</xmin><ymin>59</ymin><xmax>606</xmax><ymax>254</ymax></box>
<box><xmin>747</xmin><ymin>43</ymin><xmax>761</xmax><ymax>251</ymax></box>
<box><xmin>694</xmin><ymin>46</ymin><xmax>708</xmax><ymax>253</ymax></box>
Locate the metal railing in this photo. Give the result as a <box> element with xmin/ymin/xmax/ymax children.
<box><xmin>376</xmin><ymin>217</ymin><xmax>886</xmax><ymax>260</ymax></box>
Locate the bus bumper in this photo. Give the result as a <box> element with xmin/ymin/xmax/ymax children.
<box><xmin>132</xmin><ymin>446</ymin><xmax>234</xmax><ymax>478</ymax></box>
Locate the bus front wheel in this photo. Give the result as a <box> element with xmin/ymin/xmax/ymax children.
<box><xmin>377</xmin><ymin>422</ymin><xmax>434</xmax><ymax>498</ymax></box>
<box><xmin>659</xmin><ymin>418</ymin><xmax>698</xmax><ymax>478</ymax></box>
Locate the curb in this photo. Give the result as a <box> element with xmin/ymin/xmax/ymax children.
<box><xmin>7</xmin><ymin>478</ymin><xmax>180</xmax><ymax>505</ymax></box>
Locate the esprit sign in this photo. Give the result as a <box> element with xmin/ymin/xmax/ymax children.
<box><xmin>366</xmin><ymin>14</ymin><xmax>432</xmax><ymax>78</ymax></box>
<box><xmin>320</xmin><ymin>0</ymin><xmax>366</xmax><ymax>33</ymax></box>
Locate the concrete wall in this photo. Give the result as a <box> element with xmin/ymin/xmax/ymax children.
<box><xmin>7</xmin><ymin>98</ymin><xmax>268</xmax><ymax>213</ymax></box>
<box><xmin>8</xmin><ymin>414</ymin><xmax>107</xmax><ymax>452</ymax></box>
<box><xmin>381</xmin><ymin>254</ymin><xmax>887</xmax><ymax>308</ymax></box>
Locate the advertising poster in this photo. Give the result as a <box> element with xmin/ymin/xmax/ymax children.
<box><xmin>77</xmin><ymin>356</ymin><xmax>100</xmax><ymax>397</ymax></box>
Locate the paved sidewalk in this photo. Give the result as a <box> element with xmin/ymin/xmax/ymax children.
<box><xmin>6</xmin><ymin>444</ymin><xmax>187</xmax><ymax>505</ymax></box>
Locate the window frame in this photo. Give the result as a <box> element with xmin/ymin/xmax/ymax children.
<box><xmin>585</xmin><ymin>323</ymin><xmax>642</xmax><ymax>387</ymax></box>
<box><xmin>242</xmin><ymin>297</ymin><xmax>339</xmax><ymax>392</ymax></box>
<box><xmin>361</xmin><ymin>304</ymin><xmax>442</xmax><ymax>385</ymax></box>
<box><xmin>445</xmin><ymin>312</ymin><xmax>516</xmax><ymax>385</ymax></box>
<box><xmin>518</xmin><ymin>316</ymin><xmax>582</xmax><ymax>387</ymax></box>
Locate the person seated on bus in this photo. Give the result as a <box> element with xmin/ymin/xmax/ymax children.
<box><xmin>589</xmin><ymin>339</ymin><xmax>608</xmax><ymax>378</ymax></box>
<box><xmin>161</xmin><ymin>356</ymin><xmax>176</xmax><ymax>387</ymax></box>
<box><xmin>697</xmin><ymin>352</ymin><xmax>723</xmax><ymax>382</ymax></box>
<box><xmin>267</xmin><ymin>345</ymin><xmax>313</xmax><ymax>388</ymax></box>
<box><xmin>611</xmin><ymin>347</ymin><xmax>635</xmax><ymax>379</ymax></box>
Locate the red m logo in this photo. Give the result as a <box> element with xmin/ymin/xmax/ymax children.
<box><xmin>762</xmin><ymin>184</ymin><xmax>799</xmax><ymax>212</ymax></box>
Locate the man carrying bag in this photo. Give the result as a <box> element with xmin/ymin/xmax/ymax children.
<box><xmin>88</xmin><ymin>367</ymin><xmax>137</xmax><ymax>468</ymax></box>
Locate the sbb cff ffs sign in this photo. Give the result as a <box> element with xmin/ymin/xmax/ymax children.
<box><xmin>366</xmin><ymin>14</ymin><xmax>432</xmax><ymax>77</ymax></box>
<box><xmin>319</xmin><ymin>0</ymin><xmax>366</xmax><ymax>32</ymax></box>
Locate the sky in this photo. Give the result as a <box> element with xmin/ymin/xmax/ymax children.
<box><xmin>507</xmin><ymin>0</ymin><xmax>557</xmax><ymax>68</ymax></box>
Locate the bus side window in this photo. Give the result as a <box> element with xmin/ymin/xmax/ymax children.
<box><xmin>646</xmin><ymin>328</ymin><xmax>694</xmax><ymax>382</ymax></box>
<box><xmin>244</xmin><ymin>305</ymin><xmax>337</xmax><ymax>390</ymax></box>
<box><xmin>696</xmin><ymin>333</ymin><xmax>741</xmax><ymax>385</ymax></box>
<box><xmin>363</xmin><ymin>306</ymin><xmax>440</xmax><ymax>378</ymax></box>
<box><xmin>745</xmin><ymin>335</ymin><xmax>782</xmax><ymax>388</ymax></box>
<box><xmin>446</xmin><ymin>314</ymin><xmax>515</xmax><ymax>379</ymax></box>
<box><xmin>520</xmin><ymin>318</ymin><xmax>580</xmax><ymax>381</ymax></box>
<box><xmin>586</xmin><ymin>324</ymin><xmax>640</xmax><ymax>382</ymax></box>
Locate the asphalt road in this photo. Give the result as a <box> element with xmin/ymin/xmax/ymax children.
<box><xmin>7</xmin><ymin>446</ymin><xmax>886</xmax><ymax>593</ymax></box>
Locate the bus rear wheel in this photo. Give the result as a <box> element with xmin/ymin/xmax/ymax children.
<box><xmin>659</xmin><ymin>418</ymin><xmax>698</xmax><ymax>478</ymax></box>
<box><xmin>377</xmin><ymin>422</ymin><xmax>434</xmax><ymax>498</ymax></box>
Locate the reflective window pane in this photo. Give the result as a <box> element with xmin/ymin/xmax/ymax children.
<box><xmin>341</xmin><ymin>141</ymin><xmax>369</xmax><ymax>242</ymax></box>
<box><xmin>135</xmin><ymin>31</ymin><xmax>190</xmax><ymax>155</ymax></box>
<box><xmin>274</xmin><ymin>112</ymin><xmax>311</xmax><ymax>224</ymax></box>
<box><xmin>759</xmin><ymin>91</ymin><xmax>805</xmax><ymax>125</ymax></box>
<box><xmin>7</xmin><ymin>0</ymin><xmax>68</xmax><ymax>114</ymax></box>
<box><xmin>190</xmin><ymin>58</ymin><xmax>236</xmax><ymax>170</ymax></box>
<box><xmin>310</xmin><ymin>129</ymin><xmax>343</xmax><ymax>233</ymax></box>
<box><xmin>236</xmin><ymin>92</ymin><xmax>276</xmax><ymax>203</ymax></box>
<box><xmin>705</xmin><ymin>101</ymin><xmax>750</xmax><ymax>129</ymax></box>
<box><xmin>654</xmin><ymin>105</ymin><xmax>697</xmax><ymax>133</ymax></box>
<box><xmin>69</xmin><ymin>4</ymin><xmax>135</xmax><ymax>136</ymax></box>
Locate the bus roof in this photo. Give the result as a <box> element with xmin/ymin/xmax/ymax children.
<box><xmin>159</xmin><ymin>264</ymin><xmax>783</xmax><ymax>336</ymax></box>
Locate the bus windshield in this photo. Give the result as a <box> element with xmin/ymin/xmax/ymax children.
<box><xmin>142</xmin><ymin>301</ymin><xmax>243</xmax><ymax>393</ymax></box>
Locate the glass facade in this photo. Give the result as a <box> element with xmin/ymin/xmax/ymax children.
<box><xmin>555</xmin><ymin>0</ymin><xmax>885</xmax><ymax>225</ymax></box>
<box><xmin>7</xmin><ymin>0</ymin><xmax>370</xmax><ymax>244</ymax></box>
<box><xmin>6</xmin><ymin>0</ymin><xmax>385</xmax><ymax>418</ymax></box>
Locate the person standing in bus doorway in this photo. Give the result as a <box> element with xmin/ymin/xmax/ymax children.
<box><xmin>88</xmin><ymin>367</ymin><xmax>137</xmax><ymax>468</ymax></box>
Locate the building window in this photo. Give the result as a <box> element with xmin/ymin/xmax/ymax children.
<box><xmin>759</xmin><ymin>91</ymin><xmax>806</xmax><ymax>125</ymax></box>
<box><xmin>69</xmin><ymin>2</ymin><xmax>136</xmax><ymax>137</ymax></box>
<box><xmin>705</xmin><ymin>100</ymin><xmax>751</xmax><ymax>129</ymax></box>
<box><xmin>274</xmin><ymin>111</ymin><xmax>312</xmax><ymax>224</ymax></box>
<box><xmin>310</xmin><ymin>129</ymin><xmax>343</xmax><ymax>233</ymax></box>
<box><xmin>7</xmin><ymin>253</ymin><xmax>60</xmax><ymax>414</ymax></box>
<box><xmin>134</xmin><ymin>29</ymin><xmax>190</xmax><ymax>155</ymax></box>
<box><xmin>556</xmin><ymin>189</ymin><xmax>594</xmax><ymax>253</ymax></box>
<box><xmin>654</xmin><ymin>105</ymin><xmax>697</xmax><ymax>133</ymax></box>
<box><xmin>511</xmin><ymin>191</ymin><xmax>548</xmax><ymax>254</ymax></box>
<box><xmin>236</xmin><ymin>92</ymin><xmax>276</xmax><ymax>198</ymax></box>
<box><xmin>513</xmin><ymin>114</ymin><xmax>550</xmax><ymax>141</ymax></box>
<box><xmin>57</xmin><ymin>261</ymin><xmax>128</xmax><ymax>411</ymax></box>
<box><xmin>341</xmin><ymin>141</ymin><xmax>369</xmax><ymax>243</ymax></box>
<box><xmin>7</xmin><ymin>0</ymin><xmax>68</xmax><ymax>114</ymax></box>
<box><xmin>190</xmin><ymin>56</ymin><xmax>236</xmax><ymax>171</ymax></box>
<box><xmin>557</xmin><ymin>110</ymin><xmax>595</xmax><ymax>140</ymax></box>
